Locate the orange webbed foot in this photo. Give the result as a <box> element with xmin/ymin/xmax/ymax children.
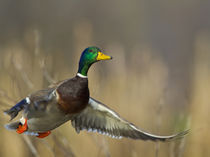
<box><xmin>16</xmin><ymin>118</ymin><xmax>28</xmax><ymax>134</ymax></box>
<box><xmin>36</xmin><ymin>131</ymin><xmax>51</xmax><ymax>138</ymax></box>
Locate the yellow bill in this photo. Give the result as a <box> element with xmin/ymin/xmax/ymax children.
<box><xmin>97</xmin><ymin>52</ymin><xmax>112</xmax><ymax>61</ymax></box>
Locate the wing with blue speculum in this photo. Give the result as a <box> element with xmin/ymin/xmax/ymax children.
<box><xmin>4</xmin><ymin>88</ymin><xmax>56</xmax><ymax>120</ymax></box>
<box><xmin>4</xmin><ymin>98</ymin><xmax>30</xmax><ymax>120</ymax></box>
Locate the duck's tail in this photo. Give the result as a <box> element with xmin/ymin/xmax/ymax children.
<box><xmin>5</xmin><ymin>121</ymin><xmax>39</xmax><ymax>136</ymax></box>
<box><xmin>4</xmin><ymin>121</ymin><xmax>20</xmax><ymax>130</ymax></box>
<box><xmin>4</xmin><ymin>98</ymin><xmax>29</xmax><ymax>120</ymax></box>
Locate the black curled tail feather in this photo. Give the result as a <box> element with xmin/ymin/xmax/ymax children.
<box><xmin>4</xmin><ymin>99</ymin><xmax>28</xmax><ymax>120</ymax></box>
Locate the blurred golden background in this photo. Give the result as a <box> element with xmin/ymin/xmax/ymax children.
<box><xmin>0</xmin><ymin>0</ymin><xmax>210</xmax><ymax>157</ymax></box>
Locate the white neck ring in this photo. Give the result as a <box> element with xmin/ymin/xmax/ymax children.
<box><xmin>77</xmin><ymin>73</ymin><xmax>88</xmax><ymax>78</ymax></box>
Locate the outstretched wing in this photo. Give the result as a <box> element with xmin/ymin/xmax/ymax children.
<box><xmin>71</xmin><ymin>98</ymin><xmax>188</xmax><ymax>142</ymax></box>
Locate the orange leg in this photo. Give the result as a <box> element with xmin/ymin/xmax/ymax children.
<box><xmin>16</xmin><ymin>118</ymin><xmax>28</xmax><ymax>134</ymax></box>
<box><xmin>36</xmin><ymin>131</ymin><xmax>51</xmax><ymax>138</ymax></box>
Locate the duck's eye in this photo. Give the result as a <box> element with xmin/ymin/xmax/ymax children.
<box><xmin>89</xmin><ymin>49</ymin><xmax>93</xmax><ymax>52</ymax></box>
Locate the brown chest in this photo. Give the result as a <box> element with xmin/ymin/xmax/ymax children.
<box><xmin>56</xmin><ymin>77</ymin><xmax>89</xmax><ymax>114</ymax></box>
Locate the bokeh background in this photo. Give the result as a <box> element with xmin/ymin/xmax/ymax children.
<box><xmin>0</xmin><ymin>0</ymin><xmax>210</xmax><ymax>157</ymax></box>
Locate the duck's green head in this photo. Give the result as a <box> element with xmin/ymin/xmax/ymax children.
<box><xmin>77</xmin><ymin>46</ymin><xmax>112</xmax><ymax>77</ymax></box>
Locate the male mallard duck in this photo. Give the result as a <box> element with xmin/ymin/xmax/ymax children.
<box><xmin>4</xmin><ymin>46</ymin><xmax>187</xmax><ymax>140</ymax></box>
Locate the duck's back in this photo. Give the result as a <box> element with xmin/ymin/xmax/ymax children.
<box><xmin>56</xmin><ymin>76</ymin><xmax>89</xmax><ymax>114</ymax></box>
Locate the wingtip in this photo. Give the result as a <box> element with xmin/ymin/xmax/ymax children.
<box><xmin>166</xmin><ymin>129</ymin><xmax>189</xmax><ymax>142</ymax></box>
<box><xmin>4</xmin><ymin>109</ymin><xmax>9</xmax><ymax>115</ymax></box>
<box><xmin>4</xmin><ymin>110</ymin><xmax>12</xmax><ymax>120</ymax></box>
<box><xmin>177</xmin><ymin>129</ymin><xmax>190</xmax><ymax>137</ymax></box>
<box><xmin>4</xmin><ymin>109</ymin><xmax>18</xmax><ymax>121</ymax></box>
